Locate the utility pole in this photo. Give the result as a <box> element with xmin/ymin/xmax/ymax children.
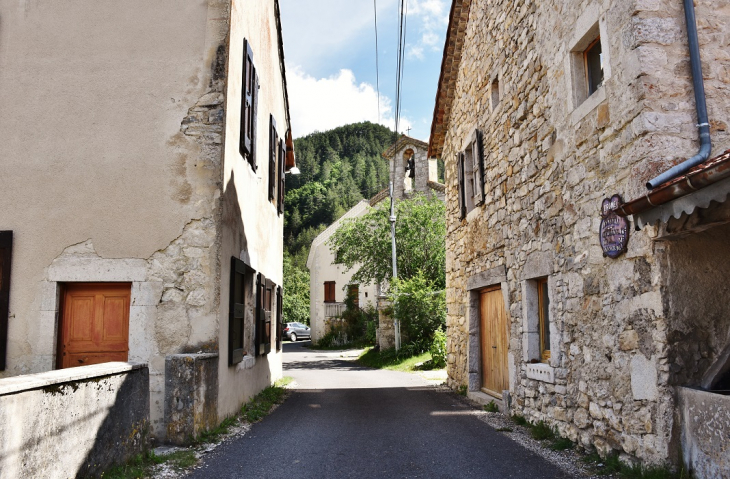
<box><xmin>389</xmin><ymin>181</ymin><xmax>400</xmax><ymax>351</ymax></box>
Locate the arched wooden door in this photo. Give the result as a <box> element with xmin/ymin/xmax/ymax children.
<box><xmin>480</xmin><ymin>286</ymin><xmax>509</xmax><ymax>397</ymax></box>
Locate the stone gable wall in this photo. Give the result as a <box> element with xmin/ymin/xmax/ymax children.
<box><xmin>443</xmin><ymin>0</ymin><xmax>730</xmax><ymax>465</ymax></box>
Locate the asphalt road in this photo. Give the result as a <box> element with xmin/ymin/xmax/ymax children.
<box><xmin>188</xmin><ymin>341</ymin><xmax>575</xmax><ymax>479</ymax></box>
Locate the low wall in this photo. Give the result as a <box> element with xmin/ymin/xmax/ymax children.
<box><xmin>0</xmin><ymin>362</ymin><xmax>149</xmax><ymax>479</ymax></box>
<box><xmin>677</xmin><ymin>387</ymin><xmax>730</xmax><ymax>479</ymax></box>
<box><xmin>165</xmin><ymin>353</ymin><xmax>218</xmax><ymax>445</ymax></box>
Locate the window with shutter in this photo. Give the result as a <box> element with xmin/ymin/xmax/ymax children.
<box><xmin>240</xmin><ymin>39</ymin><xmax>258</xmax><ymax>169</ymax></box>
<box><xmin>269</xmin><ymin>115</ymin><xmax>278</xmax><ymax>202</ymax></box>
<box><xmin>473</xmin><ymin>129</ymin><xmax>485</xmax><ymax>206</ymax></box>
<box><xmin>457</xmin><ymin>153</ymin><xmax>466</xmax><ymax>220</ymax></box>
<box><xmin>278</xmin><ymin>138</ymin><xmax>285</xmax><ymax>215</ymax></box>
<box><xmin>0</xmin><ymin>232</ymin><xmax>12</xmax><ymax>371</ymax></box>
<box><xmin>276</xmin><ymin>285</ymin><xmax>283</xmax><ymax>351</ymax></box>
<box><xmin>255</xmin><ymin>273</ymin><xmax>273</xmax><ymax>356</ymax></box>
<box><xmin>229</xmin><ymin>256</ymin><xmax>251</xmax><ymax>366</ymax></box>
<box><xmin>324</xmin><ymin>281</ymin><xmax>336</xmax><ymax>303</ymax></box>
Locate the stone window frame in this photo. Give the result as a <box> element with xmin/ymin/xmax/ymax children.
<box><xmin>41</xmin><ymin>256</ymin><xmax>162</xmax><ymax>369</ymax></box>
<box><xmin>521</xmin><ymin>252</ymin><xmax>559</xmax><ymax>383</ymax></box>
<box><xmin>565</xmin><ymin>5</ymin><xmax>611</xmax><ymax>125</ymax></box>
<box><xmin>465</xmin><ymin>266</ymin><xmax>514</xmax><ymax>407</ymax></box>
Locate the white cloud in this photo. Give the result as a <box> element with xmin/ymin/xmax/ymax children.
<box><xmin>288</xmin><ymin>67</ymin><xmax>412</xmax><ymax>138</ymax></box>
<box><xmin>280</xmin><ymin>0</ymin><xmax>397</xmax><ymax>71</ymax></box>
<box><xmin>406</xmin><ymin>0</ymin><xmax>449</xmax><ymax>57</ymax></box>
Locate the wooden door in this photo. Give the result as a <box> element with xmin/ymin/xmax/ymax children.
<box><xmin>58</xmin><ymin>283</ymin><xmax>131</xmax><ymax>369</ymax></box>
<box><xmin>480</xmin><ymin>286</ymin><xmax>509</xmax><ymax>397</ymax></box>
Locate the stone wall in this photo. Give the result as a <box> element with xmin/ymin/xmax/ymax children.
<box><xmin>677</xmin><ymin>387</ymin><xmax>730</xmax><ymax>479</ymax></box>
<box><xmin>441</xmin><ymin>0</ymin><xmax>730</xmax><ymax>466</ymax></box>
<box><xmin>0</xmin><ymin>362</ymin><xmax>149</xmax><ymax>478</ymax></box>
<box><xmin>165</xmin><ymin>353</ymin><xmax>219</xmax><ymax>445</ymax></box>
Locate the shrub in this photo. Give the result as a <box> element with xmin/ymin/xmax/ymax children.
<box><xmin>389</xmin><ymin>272</ymin><xmax>446</xmax><ymax>352</ymax></box>
<box><xmin>429</xmin><ymin>328</ymin><xmax>447</xmax><ymax>368</ymax></box>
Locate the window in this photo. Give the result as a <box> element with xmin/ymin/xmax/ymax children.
<box><xmin>269</xmin><ymin>115</ymin><xmax>278</xmax><ymax>203</ymax></box>
<box><xmin>567</xmin><ymin>13</ymin><xmax>610</xmax><ymax>118</ymax></box>
<box><xmin>229</xmin><ymin>256</ymin><xmax>252</xmax><ymax>365</ymax></box>
<box><xmin>584</xmin><ymin>37</ymin><xmax>603</xmax><ymax>96</ymax></box>
<box><xmin>457</xmin><ymin>129</ymin><xmax>485</xmax><ymax>219</ymax></box>
<box><xmin>255</xmin><ymin>273</ymin><xmax>273</xmax><ymax>356</ymax></box>
<box><xmin>324</xmin><ymin>281</ymin><xmax>336</xmax><ymax>303</ymax></box>
<box><xmin>537</xmin><ymin>277</ymin><xmax>550</xmax><ymax>362</ymax></box>
<box><xmin>240</xmin><ymin>38</ymin><xmax>259</xmax><ymax>170</ymax></box>
<box><xmin>490</xmin><ymin>77</ymin><xmax>500</xmax><ymax>110</ymax></box>
<box><xmin>0</xmin><ymin>231</ymin><xmax>11</xmax><ymax>371</ymax></box>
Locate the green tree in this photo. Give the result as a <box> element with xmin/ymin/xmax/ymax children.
<box><xmin>327</xmin><ymin>193</ymin><xmax>445</xmax><ymax>289</ymax></box>
<box><xmin>282</xmin><ymin>253</ymin><xmax>310</xmax><ymax>325</ymax></box>
<box><xmin>389</xmin><ymin>272</ymin><xmax>446</xmax><ymax>351</ymax></box>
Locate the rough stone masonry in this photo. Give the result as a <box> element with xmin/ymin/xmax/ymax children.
<box><xmin>436</xmin><ymin>0</ymin><xmax>730</xmax><ymax>468</ymax></box>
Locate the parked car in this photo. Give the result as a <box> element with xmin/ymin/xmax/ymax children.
<box><xmin>283</xmin><ymin>322</ymin><xmax>310</xmax><ymax>342</ymax></box>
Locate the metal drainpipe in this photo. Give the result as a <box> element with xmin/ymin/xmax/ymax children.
<box><xmin>646</xmin><ymin>0</ymin><xmax>712</xmax><ymax>190</ymax></box>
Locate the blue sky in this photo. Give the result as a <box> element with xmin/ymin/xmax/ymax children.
<box><xmin>279</xmin><ymin>0</ymin><xmax>450</xmax><ymax>142</ymax></box>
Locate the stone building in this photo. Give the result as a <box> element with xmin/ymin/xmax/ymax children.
<box><xmin>307</xmin><ymin>136</ymin><xmax>444</xmax><ymax>344</ymax></box>
<box><xmin>429</xmin><ymin>0</ymin><xmax>730</xmax><ymax>474</ymax></box>
<box><xmin>0</xmin><ymin>0</ymin><xmax>296</xmax><ymax>442</ymax></box>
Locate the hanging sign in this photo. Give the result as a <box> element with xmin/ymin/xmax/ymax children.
<box><xmin>600</xmin><ymin>195</ymin><xmax>629</xmax><ymax>259</ymax></box>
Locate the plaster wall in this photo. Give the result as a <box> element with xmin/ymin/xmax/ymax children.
<box><xmin>307</xmin><ymin>201</ymin><xmax>378</xmax><ymax>342</ymax></box>
<box><xmin>215</xmin><ymin>0</ymin><xmax>288</xmax><ymax>420</ymax></box>
<box><xmin>0</xmin><ymin>0</ymin><xmax>232</xmax><ymax>437</ymax></box>
<box><xmin>441</xmin><ymin>0</ymin><xmax>730</xmax><ymax>465</ymax></box>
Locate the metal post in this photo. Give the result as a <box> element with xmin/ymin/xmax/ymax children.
<box><xmin>389</xmin><ymin>181</ymin><xmax>400</xmax><ymax>351</ymax></box>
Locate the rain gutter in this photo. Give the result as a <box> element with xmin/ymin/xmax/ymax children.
<box><xmin>646</xmin><ymin>0</ymin><xmax>711</xmax><ymax>189</ymax></box>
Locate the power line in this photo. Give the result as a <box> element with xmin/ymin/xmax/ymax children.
<box><xmin>394</xmin><ymin>0</ymin><xmax>407</xmax><ymax>140</ymax></box>
<box><xmin>373</xmin><ymin>0</ymin><xmax>381</xmax><ymax>124</ymax></box>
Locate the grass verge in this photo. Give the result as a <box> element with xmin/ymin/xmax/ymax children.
<box><xmin>101</xmin><ymin>378</ymin><xmax>292</xmax><ymax>478</ymax></box>
<box><xmin>100</xmin><ymin>450</ymin><xmax>195</xmax><ymax>479</ymax></box>
<box><xmin>357</xmin><ymin>347</ymin><xmax>432</xmax><ymax>372</ymax></box>
<box><xmin>583</xmin><ymin>452</ymin><xmax>689</xmax><ymax>478</ymax></box>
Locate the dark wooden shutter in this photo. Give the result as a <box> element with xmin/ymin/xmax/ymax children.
<box><xmin>269</xmin><ymin>115</ymin><xmax>278</xmax><ymax>202</ymax></box>
<box><xmin>474</xmin><ymin>130</ymin><xmax>485</xmax><ymax>205</ymax></box>
<box><xmin>255</xmin><ymin>273</ymin><xmax>263</xmax><ymax>356</ymax></box>
<box><xmin>276</xmin><ymin>285</ymin><xmax>283</xmax><ymax>352</ymax></box>
<box><xmin>457</xmin><ymin>153</ymin><xmax>466</xmax><ymax>220</ymax></box>
<box><xmin>239</xmin><ymin>39</ymin><xmax>254</xmax><ymax>159</ymax></box>
<box><xmin>229</xmin><ymin>257</ymin><xmax>247</xmax><ymax>366</ymax></box>
<box><xmin>251</xmin><ymin>73</ymin><xmax>259</xmax><ymax>171</ymax></box>
<box><xmin>278</xmin><ymin>138</ymin><xmax>285</xmax><ymax>215</ymax></box>
<box><xmin>0</xmin><ymin>231</ymin><xmax>12</xmax><ymax>371</ymax></box>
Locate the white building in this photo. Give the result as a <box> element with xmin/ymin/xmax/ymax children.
<box><xmin>306</xmin><ymin>136</ymin><xmax>444</xmax><ymax>343</ymax></box>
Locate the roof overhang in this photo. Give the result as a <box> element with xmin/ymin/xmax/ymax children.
<box><xmin>427</xmin><ymin>0</ymin><xmax>472</xmax><ymax>159</ymax></box>
<box><xmin>617</xmin><ymin>149</ymin><xmax>730</xmax><ymax>230</ymax></box>
<box><xmin>382</xmin><ymin>134</ymin><xmax>429</xmax><ymax>159</ymax></box>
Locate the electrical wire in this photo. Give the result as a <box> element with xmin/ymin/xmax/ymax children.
<box><xmin>374</xmin><ymin>0</ymin><xmax>381</xmax><ymax>124</ymax></box>
<box><xmin>393</xmin><ymin>0</ymin><xmax>407</xmax><ymax>141</ymax></box>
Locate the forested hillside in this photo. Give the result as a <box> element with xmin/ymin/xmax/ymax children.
<box><xmin>284</xmin><ymin>122</ymin><xmax>396</xmax><ymax>268</ymax></box>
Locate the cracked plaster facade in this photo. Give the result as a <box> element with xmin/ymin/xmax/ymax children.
<box><xmin>0</xmin><ymin>0</ymin><xmax>290</xmax><ymax>440</ymax></box>
<box><xmin>433</xmin><ymin>0</ymin><xmax>730</xmax><ymax>470</ymax></box>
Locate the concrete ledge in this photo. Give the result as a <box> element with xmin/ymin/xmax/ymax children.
<box><xmin>0</xmin><ymin>361</ymin><xmax>147</xmax><ymax>396</ymax></box>
<box><xmin>468</xmin><ymin>390</ymin><xmax>507</xmax><ymax>413</ymax></box>
<box><xmin>0</xmin><ymin>363</ymin><xmax>149</xmax><ymax>478</ymax></box>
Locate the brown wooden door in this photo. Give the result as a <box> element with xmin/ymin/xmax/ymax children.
<box><xmin>59</xmin><ymin>283</ymin><xmax>131</xmax><ymax>369</ymax></box>
<box><xmin>480</xmin><ymin>286</ymin><xmax>509</xmax><ymax>397</ymax></box>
